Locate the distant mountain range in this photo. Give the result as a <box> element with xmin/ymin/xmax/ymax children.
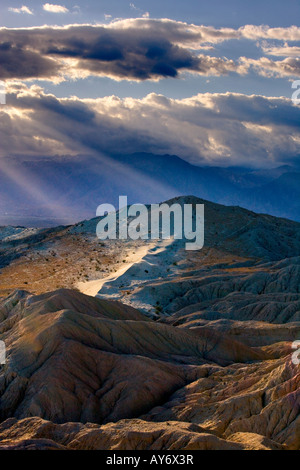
<box><xmin>0</xmin><ymin>153</ymin><xmax>299</xmax><ymax>226</ymax></box>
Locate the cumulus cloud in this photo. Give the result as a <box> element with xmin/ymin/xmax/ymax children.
<box><xmin>0</xmin><ymin>41</ymin><xmax>62</xmax><ymax>81</ymax></box>
<box><xmin>8</xmin><ymin>5</ymin><xmax>33</xmax><ymax>14</ymax></box>
<box><xmin>240</xmin><ymin>25</ymin><xmax>300</xmax><ymax>42</ymax></box>
<box><xmin>43</xmin><ymin>3</ymin><xmax>69</xmax><ymax>13</ymax></box>
<box><xmin>261</xmin><ymin>42</ymin><xmax>300</xmax><ymax>57</ymax></box>
<box><xmin>241</xmin><ymin>56</ymin><xmax>300</xmax><ymax>78</ymax></box>
<box><xmin>1</xmin><ymin>83</ymin><xmax>300</xmax><ymax>167</ymax></box>
<box><xmin>0</xmin><ymin>22</ymin><xmax>244</xmax><ymax>81</ymax></box>
<box><xmin>0</xmin><ymin>20</ymin><xmax>299</xmax><ymax>82</ymax></box>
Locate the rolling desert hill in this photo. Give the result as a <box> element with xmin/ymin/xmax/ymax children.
<box><xmin>0</xmin><ymin>196</ymin><xmax>299</xmax><ymax>450</ymax></box>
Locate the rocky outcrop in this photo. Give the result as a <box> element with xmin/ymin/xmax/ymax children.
<box><xmin>0</xmin><ymin>288</ymin><xmax>298</xmax><ymax>450</ymax></box>
<box><xmin>143</xmin><ymin>356</ymin><xmax>300</xmax><ymax>449</ymax></box>
<box><xmin>0</xmin><ymin>197</ymin><xmax>299</xmax><ymax>450</ymax></box>
<box><xmin>0</xmin><ymin>417</ymin><xmax>285</xmax><ymax>450</ymax></box>
<box><xmin>0</xmin><ymin>289</ymin><xmax>264</xmax><ymax>426</ymax></box>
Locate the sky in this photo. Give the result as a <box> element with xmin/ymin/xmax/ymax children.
<box><xmin>0</xmin><ymin>0</ymin><xmax>300</xmax><ymax>168</ymax></box>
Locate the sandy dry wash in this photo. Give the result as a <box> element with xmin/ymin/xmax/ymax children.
<box><xmin>0</xmin><ymin>197</ymin><xmax>299</xmax><ymax>450</ymax></box>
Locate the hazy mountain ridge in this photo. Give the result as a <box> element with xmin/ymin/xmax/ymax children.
<box><xmin>0</xmin><ymin>154</ymin><xmax>299</xmax><ymax>226</ymax></box>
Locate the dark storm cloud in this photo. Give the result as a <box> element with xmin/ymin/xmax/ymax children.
<box><xmin>0</xmin><ymin>40</ymin><xmax>61</xmax><ymax>80</ymax></box>
<box><xmin>0</xmin><ymin>21</ymin><xmax>244</xmax><ymax>81</ymax></box>
<box><xmin>1</xmin><ymin>20</ymin><xmax>300</xmax><ymax>81</ymax></box>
